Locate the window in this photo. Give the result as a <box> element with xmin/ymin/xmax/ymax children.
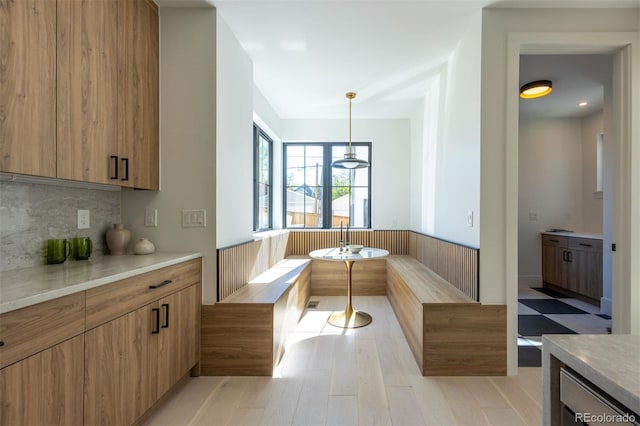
<box><xmin>283</xmin><ymin>142</ymin><xmax>371</xmax><ymax>229</ymax></box>
<box><xmin>254</xmin><ymin>125</ymin><xmax>273</xmax><ymax>231</ymax></box>
<box><xmin>596</xmin><ymin>132</ymin><xmax>604</xmax><ymax>193</ymax></box>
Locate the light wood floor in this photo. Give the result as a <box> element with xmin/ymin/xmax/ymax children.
<box><xmin>144</xmin><ymin>296</ymin><xmax>542</xmax><ymax>426</ymax></box>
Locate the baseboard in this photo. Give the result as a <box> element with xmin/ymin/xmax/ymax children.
<box><xmin>600</xmin><ymin>297</ymin><xmax>612</xmax><ymax>316</ymax></box>
<box><xmin>518</xmin><ymin>275</ymin><xmax>542</xmax><ymax>288</ymax></box>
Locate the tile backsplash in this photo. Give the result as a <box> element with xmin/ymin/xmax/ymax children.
<box><xmin>0</xmin><ymin>181</ymin><xmax>121</xmax><ymax>271</ymax></box>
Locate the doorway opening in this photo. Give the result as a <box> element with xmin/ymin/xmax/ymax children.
<box><xmin>516</xmin><ymin>54</ymin><xmax>614</xmax><ymax>367</ymax></box>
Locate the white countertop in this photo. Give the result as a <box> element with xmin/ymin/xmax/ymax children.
<box><xmin>541</xmin><ymin>231</ymin><xmax>603</xmax><ymax>239</ymax></box>
<box><xmin>542</xmin><ymin>334</ymin><xmax>640</xmax><ymax>414</ymax></box>
<box><xmin>0</xmin><ymin>252</ymin><xmax>202</xmax><ymax>314</ymax></box>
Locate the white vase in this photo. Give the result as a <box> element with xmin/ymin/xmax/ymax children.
<box><xmin>134</xmin><ymin>238</ymin><xmax>155</xmax><ymax>255</ymax></box>
<box><xmin>106</xmin><ymin>224</ymin><xmax>131</xmax><ymax>255</ymax></box>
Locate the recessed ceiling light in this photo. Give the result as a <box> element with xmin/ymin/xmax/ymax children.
<box><xmin>520</xmin><ymin>80</ymin><xmax>553</xmax><ymax>99</ymax></box>
<box><xmin>578</xmin><ymin>101</ymin><xmax>588</xmax><ymax>107</ymax></box>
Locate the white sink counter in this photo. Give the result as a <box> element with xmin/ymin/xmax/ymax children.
<box><xmin>542</xmin><ymin>334</ymin><xmax>640</xmax><ymax>424</ymax></box>
<box><xmin>541</xmin><ymin>231</ymin><xmax>603</xmax><ymax>239</ymax></box>
<box><xmin>0</xmin><ymin>253</ymin><xmax>202</xmax><ymax>314</ymax></box>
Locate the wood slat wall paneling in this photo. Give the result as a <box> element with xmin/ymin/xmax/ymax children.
<box><xmin>286</xmin><ymin>230</ymin><xmax>410</xmax><ymax>256</ymax></box>
<box><xmin>412</xmin><ymin>232</ymin><xmax>479</xmax><ymax>301</ymax></box>
<box><xmin>217</xmin><ymin>231</ymin><xmax>291</xmax><ymax>301</ymax></box>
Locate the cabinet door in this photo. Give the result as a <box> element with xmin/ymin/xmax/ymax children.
<box><xmin>84</xmin><ymin>303</ymin><xmax>158</xmax><ymax>426</ymax></box>
<box><xmin>118</xmin><ymin>0</ymin><xmax>159</xmax><ymax>190</ymax></box>
<box><xmin>568</xmin><ymin>250</ymin><xmax>603</xmax><ymax>300</ymax></box>
<box><xmin>57</xmin><ymin>0</ymin><xmax>119</xmax><ymax>185</ymax></box>
<box><xmin>157</xmin><ymin>285</ymin><xmax>200</xmax><ymax>397</ymax></box>
<box><xmin>542</xmin><ymin>245</ymin><xmax>565</xmax><ymax>287</ymax></box>
<box><xmin>0</xmin><ymin>0</ymin><xmax>56</xmax><ymax>177</ymax></box>
<box><xmin>0</xmin><ymin>334</ymin><xmax>84</xmax><ymax>426</ymax></box>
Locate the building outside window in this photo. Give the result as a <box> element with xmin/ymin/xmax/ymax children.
<box><xmin>283</xmin><ymin>142</ymin><xmax>371</xmax><ymax>229</ymax></box>
<box><xmin>254</xmin><ymin>125</ymin><xmax>273</xmax><ymax>231</ymax></box>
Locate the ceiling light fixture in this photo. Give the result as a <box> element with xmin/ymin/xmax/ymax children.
<box><xmin>578</xmin><ymin>101</ymin><xmax>588</xmax><ymax>107</ymax></box>
<box><xmin>520</xmin><ymin>80</ymin><xmax>553</xmax><ymax>99</ymax></box>
<box><xmin>331</xmin><ymin>92</ymin><xmax>369</xmax><ymax>169</ymax></box>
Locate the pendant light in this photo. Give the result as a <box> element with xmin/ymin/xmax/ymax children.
<box><xmin>331</xmin><ymin>92</ymin><xmax>369</xmax><ymax>169</ymax></box>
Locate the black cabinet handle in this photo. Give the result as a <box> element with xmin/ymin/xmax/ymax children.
<box><xmin>562</xmin><ymin>251</ymin><xmax>567</xmax><ymax>261</ymax></box>
<box><xmin>549</xmin><ymin>239</ymin><xmax>560</xmax><ymax>243</ymax></box>
<box><xmin>0</xmin><ymin>341</ymin><xmax>4</xmax><ymax>347</ymax></box>
<box><xmin>151</xmin><ymin>308</ymin><xmax>160</xmax><ymax>334</ymax></box>
<box><xmin>579</xmin><ymin>243</ymin><xmax>593</xmax><ymax>247</ymax></box>
<box><xmin>149</xmin><ymin>279</ymin><xmax>172</xmax><ymax>289</ymax></box>
<box><xmin>121</xmin><ymin>158</ymin><xmax>129</xmax><ymax>181</ymax></box>
<box><xmin>162</xmin><ymin>303</ymin><xmax>169</xmax><ymax>328</ymax></box>
<box><xmin>110</xmin><ymin>155</ymin><xmax>118</xmax><ymax>179</ymax></box>
<box><xmin>567</xmin><ymin>251</ymin><xmax>573</xmax><ymax>262</ymax></box>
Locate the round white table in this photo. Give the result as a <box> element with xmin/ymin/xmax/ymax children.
<box><xmin>309</xmin><ymin>247</ymin><xmax>389</xmax><ymax>328</ymax></box>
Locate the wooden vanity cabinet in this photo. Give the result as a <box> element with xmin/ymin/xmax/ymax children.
<box><xmin>541</xmin><ymin>234</ymin><xmax>603</xmax><ymax>302</ymax></box>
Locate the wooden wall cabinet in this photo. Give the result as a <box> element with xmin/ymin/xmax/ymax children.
<box><xmin>541</xmin><ymin>234</ymin><xmax>603</xmax><ymax>302</ymax></box>
<box><xmin>1</xmin><ymin>0</ymin><xmax>159</xmax><ymax>189</ymax></box>
<box><xmin>0</xmin><ymin>0</ymin><xmax>57</xmax><ymax>178</ymax></box>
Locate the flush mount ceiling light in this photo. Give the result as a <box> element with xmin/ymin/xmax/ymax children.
<box><xmin>332</xmin><ymin>92</ymin><xmax>369</xmax><ymax>169</ymax></box>
<box><xmin>578</xmin><ymin>101</ymin><xmax>588</xmax><ymax>107</ymax></box>
<box><xmin>519</xmin><ymin>80</ymin><xmax>553</xmax><ymax>99</ymax></box>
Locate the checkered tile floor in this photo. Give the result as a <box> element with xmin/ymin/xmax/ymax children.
<box><xmin>518</xmin><ymin>285</ymin><xmax>611</xmax><ymax>367</ymax></box>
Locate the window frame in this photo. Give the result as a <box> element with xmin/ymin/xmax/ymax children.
<box><xmin>253</xmin><ymin>124</ymin><xmax>273</xmax><ymax>231</ymax></box>
<box><xmin>282</xmin><ymin>141</ymin><xmax>372</xmax><ymax>229</ymax></box>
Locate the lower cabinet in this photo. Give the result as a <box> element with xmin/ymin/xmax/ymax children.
<box><xmin>0</xmin><ymin>258</ymin><xmax>201</xmax><ymax>426</ymax></box>
<box><xmin>0</xmin><ymin>335</ymin><xmax>84</xmax><ymax>426</ymax></box>
<box><xmin>541</xmin><ymin>234</ymin><xmax>603</xmax><ymax>302</ymax></box>
<box><xmin>84</xmin><ymin>283</ymin><xmax>200</xmax><ymax>425</ymax></box>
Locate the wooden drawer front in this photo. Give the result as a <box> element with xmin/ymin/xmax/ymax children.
<box><xmin>542</xmin><ymin>234</ymin><xmax>568</xmax><ymax>247</ymax></box>
<box><xmin>569</xmin><ymin>237</ymin><xmax>603</xmax><ymax>253</ymax></box>
<box><xmin>0</xmin><ymin>292</ymin><xmax>85</xmax><ymax>369</ymax></box>
<box><xmin>86</xmin><ymin>258</ymin><xmax>201</xmax><ymax>330</ymax></box>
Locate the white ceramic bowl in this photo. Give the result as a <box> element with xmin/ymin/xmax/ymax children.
<box><xmin>349</xmin><ymin>244</ymin><xmax>364</xmax><ymax>254</ymax></box>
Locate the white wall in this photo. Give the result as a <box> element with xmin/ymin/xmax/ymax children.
<box><xmin>216</xmin><ymin>16</ymin><xmax>254</xmax><ymax>247</ymax></box>
<box><xmin>281</xmin><ymin>119</ymin><xmax>411</xmax><ymax>230</ymax></box>
<box><xmin>517</xmin><ymin>118</ymin><xmax>584</xmax><ymax>285</ymax></box>
<box><xmin>409</xmin><ymin>12</ymin><xmax>481</xmax><ymax>248</ymax></box>
<box><xmin>481</xmin><ymin>7</ymin><xmax>639</xmax><ymax>373</ymax></box>
<box><xmin>581</xmin><ymin>111</ymin><xmax>604</xmax><ymax>234</ymax></box>
<box><xmin>121</xmin><ymin>7</ymin><xmax>217</xmax><ymax>303</ymax></box>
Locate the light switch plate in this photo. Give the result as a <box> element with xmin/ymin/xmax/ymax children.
<box><xmin>182</xmin><ymin>209</ymin><xmax>206</xmax><ymax>228</ymax></box>
<box><xmin>77</xmin><ymin>209</ymin><xmax>90</xmax><ymax>229</ymax></box>
<box><xmin>467</xmin><ymin>211</ymin><xmax>474</xmax><ymax>227</ymax></box>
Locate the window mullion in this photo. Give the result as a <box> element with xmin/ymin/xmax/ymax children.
<box><xmin>323</xmin><ymin>144</ymin><xmax>332</xmax><ymax>229</ymax></box>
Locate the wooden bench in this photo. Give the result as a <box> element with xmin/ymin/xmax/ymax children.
<box><xmin>200</xmin><ymin>258</ymin><xmax>311</xmax><ymax>375</ymax></box>
<box><xmin>386</xmin><ymin>255</ymin><xmax>506</xmax><ymax>376</ymax></box>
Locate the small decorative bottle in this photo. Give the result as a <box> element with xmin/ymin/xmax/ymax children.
<box><xmin>106</xmin><ymin>224</ymin><xmax>131</xmax><ymax>255</ymax></box>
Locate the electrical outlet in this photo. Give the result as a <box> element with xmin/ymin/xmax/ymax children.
<box><xmin>467</xmin><ymin>211</ymin><xmax>474</xmax><ymax>227</ymax></box>
<box><xmin>182</xmin><ymin>209</ymin><xmax>206</xmax><ymax>228</ymax></box>
<box><xmin>77</xmin><ymin>209</ymin><xmax>90</xmax><ymax>229</ymax></box>
<box><xmin>145</xmin><ymin>208</ymin><xmax>158</xmax><ymax>227</ymax></box>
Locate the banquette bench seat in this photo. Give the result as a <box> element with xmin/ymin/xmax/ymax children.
<box><xmin>201</xmin><ymin>230</ymin><xmax>507</xmax><ymax>377</ymax></box>
<box><xmin>387</xmin><ymin>255</ymin><xmax>506</xmax><ymax>376</ymax></box>
<box><xmin>200</xmin><ymin>258</ymin><xmax>311</xmax><ymax>376</ymax></box>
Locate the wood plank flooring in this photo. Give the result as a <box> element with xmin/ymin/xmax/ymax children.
<box><xmin>144</xmin><ymin>296</ymin><xmax>541</xmax><ymax>426</ymax></box>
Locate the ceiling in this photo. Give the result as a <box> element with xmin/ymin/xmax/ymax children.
<box><xmin>158</xmin><ymin>0</ymin><xmax>639</xmax><ymax>119</ymax></box>
<box><xmin>519</xmin><ymin>54</ymin><xmax>613</xmax><ymax>120</ymax></box>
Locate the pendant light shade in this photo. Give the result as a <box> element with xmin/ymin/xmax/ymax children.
<box><xmin>520</xmin><ymin>80</ymin><xmax>553</xmax><ymax>99</ymax></box>
<box><xmin>332</xmin><ymin>92</ymin><xmax>369</xmax><ymax>169</ymax></box>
